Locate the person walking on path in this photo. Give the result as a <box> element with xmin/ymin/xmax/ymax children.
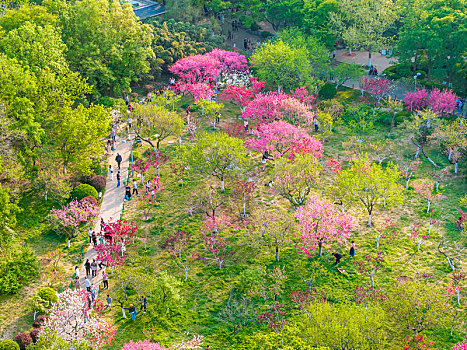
<box><xmin>84</xmin><ymin>259</ymin><xmax>91</xmax><ymax>277</ymax></box>
<box><xmin>90</xmin><ymin>285</ymin><xmax>96</xmax><ymax>302</ymax></box>
<box><xmin>91</xmin><ymin>232</ymin><xmax>97</xmax><ymax>246</ymax></box>
<box><xmin>115</xmin><ymin>153</ymin><xmax>122</xmax><ymax>170</ymax></box>
<box><xmin>117</xmin><ymin>171</ymin><xmax>121</xmax><ymax>187</ymax></box>
<box><xmin>74</xmin><ymin>266</ymin><xmax>80</xmax><ymax>279</ymax></box>
<box><xmin>132</xmin><ymin>180</ymin><xmax>138</xmax><ymax>196</ymax></box>
<box><xmin>84</xmin><ymin>277</ymin><xmax>91</xmax><ymax>292</ymax></box>
<box><xmin>74</xmin><ymin>276</ymin><xmax>80</xmax><ymax>290</ymax></box>
<box><xmin>91</xmin><ymin>259</ymin><xmax>98</xmax><ymax>278</ymax></box>
<box><xmin>109</xmin><ymin>165</ymin><xmax>113</xmax><ymax>181</ymax></box>
<box><xmin>102</xmin><ymin>271</ymin><xmax>109</xmax><ymax>289</ymax></box>
<box><xmin>88</xmin><ymin>228</ymin><xmax>93</xmax><ymax>244</ymax></box>
<box><xmin>349</xmin><ymin>241</ymin><xmax>355</xmax><ymax>258</ymax></box>
<box><xmin>106</xmin><ymin>295</ymin><xmax>112</xmax><ymax>310</ymax></box>
<box><xmin>145</xmin><ymin>181</ymin><xmax>151</xmax><ymax>195</ymax></box>
<box><xmin>140</xmin><ymin>295</ymin><xmax>147</xmax><ymax>313</ymax></box>
<box><xmin>100</xmin><ymin>218</ymin><xmax>106</xmax><ymax>232</ymax></box>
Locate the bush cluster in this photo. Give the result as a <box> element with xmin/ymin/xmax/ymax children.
<box><xmin>71</xmin><ymin>184</ymin><xmax>98</xmax><ymax>201</ymax></box>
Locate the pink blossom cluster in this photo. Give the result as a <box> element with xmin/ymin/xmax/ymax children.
<box><xmin>360</xmin><ymin>77</ymin><xmax>393</xmax><ymax>103</ymax></box>
<box><xmin>182</xmin><ymin>83</ymin><xmax>216</xmax><ymax>101</ymax></box>
<box><xmin>404</xmin><ymin>88</ymin><xmax>458</xmax><ymax>115</ymax></box>
<box><xmin>40</xmin><ymin>289</ymin><xmax>116</xmax><ymax>348</ymax></box>
<box><xmin>244</xmin><ymin>120</ymin><xmax>323</xmax><ymax>160</ymax></box>
<box><xmin>295</xmin><ymin>196</ymin><xmax>354</xmax><ymax>256</ymax></box>
<box><xmin>121</xmin><ymin>340</ymin><xmax>168</xmax><ymax>350</ymax></box>
<box><xmin>453</xmin><ymin>337</ymin><xmax>467</xmax><ymax>350</ymax></box>
<box><xmin>169</xmin><ymin>49</ymin><xmax>248</xmax><ymax>84</ymax></box>
<box><xmin>49</xmin><ymin>200</ymin><xmax>99</xmax><ymax>238</ymax></box>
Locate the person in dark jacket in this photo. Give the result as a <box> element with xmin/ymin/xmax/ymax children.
<box><xmin>115</xmin><ymin>153</ymin><xmax>122</xmax><ymax>169</ymax></box>
<box><xmin>332</xmin><ymin>252</ymin><xmax>342</xmax><ymax>265</ymax></box>
<box><xmin>84</xmin><ymin>259</ymin><xmax>91</xmax><ymax>277</ymax></box>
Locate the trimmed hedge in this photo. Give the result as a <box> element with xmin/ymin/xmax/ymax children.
<box><xmin>89</xmin><ymin>175</ymin><xmax>106</xmax><ymax>192</ymax></box>
<box><xmin>319</xmin><ymin>83</ymin><xmax>337</xmax><ymax>100</ymax></box>
<box><xmin>0</xmin><ymin>340</ymin><xmax>20</xmax><ymax>350</ymax></box>
<box><xmin>71</xmin><ymin>184</ymin><xmax>98</xmax><ymax>201</ymax></box>
<box><xmin>81</xmin><ymin>196</ymin><xmax>98</xmax><ymax>206</ymax></box>
<box><xmin>14</xmin><ymin>333</ymin><xmax>32</xmax><ymax>350</ymax></box>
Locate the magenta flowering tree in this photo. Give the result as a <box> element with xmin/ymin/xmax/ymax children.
<box><xmin>413</xmin><ymin>179</ymin><xmax>446</xmax><ymax>213</ymax></box>
<box><xmin>220</xmin><ymin>85</ymin><xmax>254</xmax><ymax>109</ymax></box>
<box><xmin>131</xmin><ymin>158</ymin><xmax>151</xmax><ymax>184</ymax></box>
<box><xmin>48</xmin><ymin>200</ymin><xmax>99</xmax><ymax>247</ymax></box>
<box><xmin>169</xmin><ymin>49</ymin><xmax>248</xmax><ymax>84</ymax></box>
<box><xmin>182</xmin><ymin>83</ymin><xmax>215</xmax><ymax>101</ymax></box>
<box><xmin>96</xmin><ymin>220</ymin><xmax>138</xmax><ymax>272</ymax></box>
<box><xmin>404</xmin><ymin>89</ymin><xmax>429</xmax><ymax>111</ymax></box>
<box><xmin>429</xmin><ymin>88</ymin><xmax>457</xmax><ymax>116</ymax></box>
<box><xmin>245</xmin><ymin>120</ymin><xmax>323</xmax><ymax>160</ymax></box>
<box><xmin>40</xmin><ymin>289</ymin><xmax>116</xmax><ymax>349</ymax></box>
<box><xmin>121</xmin><ymin>340</ymin><xmax>169</xmax><ymax>350</ymax></box>
<box><xmin>360</xmin><ymin>77</ymin><xmax>393</xmax><ymax>104</ymax></box>
<box><xmin>295</xmin><ymin>196</ymin><xmax>354</xmax><ymax>256</ymax></box>
<box><xmin>290</xmin><ymin>86</ymin><xmax>315</xmax><ymax>106</ymax></box>
<box><xmin>453</xmin><ymin>337</ymin><xmax>467</xmax><ymax>350</ymax></box>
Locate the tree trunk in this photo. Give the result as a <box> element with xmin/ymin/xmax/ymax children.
<box><xmin>368</xmin><ymin>51</ymin><xmax>372</xmax><ymax>67</ymax></box>
<box><xmin>417</xmin><ymin>239</ymin><xmax>421</xmax><ymax>251</ymax></box>
<box><xmin>275</xmin><ymin>246</ymin><xmax>279</xmax><ymax>262</ymax></box>
<box><xmin>415</xmin><ymin>145</ymin><xmax>420</xmax><ymax>158</ymax></box>
<box><xmin>448</xmin><ymin>149</ymin><xmax>452</xmax><ymax>161</ymax></box>
<box><xmin>45</xmin><ymin>190</ymin><xmax>48</xmax><ymax>201</ymax></box>
<box><xmin>426</xmin><ymin>201</ymin><xmax>430</xmax><ymax>214</ymax></box>
<box><xmin>455</xmin><ymin>162</ymin><xmax>458</xmax><ymax>174</ymax></box>
<box><xmin>184</xmin><ymin>268</ymin><xmax>188</xmax><ymax>282</ymax></box>
<box><xmin>221</xmin><ymin>179</ymin><xmax>225</xmax><ymax>192</ymax></box>
<box><xmin>369</xmin><ymin>273</ymin><xmax>374</xmax><ymax>288</ymax></box>
<box><xmin>33</xmin><ymin>310</ymin><xmax>38</xmax><ymax>321</ymax></box>
<box><xmin>368</xmin><ymin>213</ymin><xmax>372</xmax><ymax>227</ymax></box>
<box><xmin>318</xmin><ymin>243</ymin><xmax>323</xmax><ymax>256</ymax></box>
<box><xmin>67</xmin><ymin>239</ymin><xmax>71</xmax><ymax>248</ymax></box>
<box><xmin>219</xmin><ymin>261</ymin><xmax>222</xmax><ymax>270</ymax></box>
<box><xmin>376</xmin><ymin>235</ymin><xmax>380</xmax><ymax>249</ymax></box>
<box><xmin>243</xmin><ymin>201</ymin><xmax>246</xmax><ymax>215</ymax></box>
<box><xmin>121</xmin><ymin>307</ymin><xmax>126</xmax><ymax>318</ymax></box>
<box><xmin>406</xmin><ymin>173</ymin><xmax>412</xmax><ymax>190</ymax></box>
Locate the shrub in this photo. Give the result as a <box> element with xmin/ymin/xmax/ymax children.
<box><xmin>81</xmin><ymin>196</ymin><xmax>98</xmax><ymax>206</ymax></box>
<box><xmin>395</xmin><ymin>110</ymin><xmax>410</xmax><ymax>125</ymax></box>
<box><xmin>70</xmin><ymin>181</ymin><xmax>82</xmax><ymax>189</ymax></box>
<box><xmin>33</xmin><ymin>315</ymin><xmax>49</xmax><ymax>328</ymax></box>
<box><xmin>319</xmin><ymin>83</ymin><xmax>337</xmax><ymax>100</ymax></box>
<box><xmin>132</xmin><ymin>150</ymin><xmax>141</xmax><ymax>160</ymax></box>
<box><xmin>71</xmin><ymin>184</ymin><xmax>98</xmax><ymax>201</ymax></box>
<box><xmin>0</xmin><ymin>247</ymin><xmax>38</xmax><ymax>295</ymax></box>
<box><xmin>0</xmin><ymin>340</ymin><xmax>20</xmax><ymax>350</ymax></box>
<box><xmin>239</xmin><ymin>16</ymin><xmax>255</xmax><ymax>28</ymax></box>
<box><xmin>14</xmin><ymin>333</ymin><xmax>32</xmax><ymax>350</ymax></box>
<box><xmin>250</xmin><ymin>22</ymin><xmax>260</xmax><ymax>31</ymax></box>
<box><xmin>89</xmin><ymin>175</ymin><xmax>106</xmax><ymax>192</ymax></box>
<box><xmin>38</xmin><ymin>287</ymin><xmax>57</xmax><ymax>304</ymax></box>
<box><xmin>29</xmin><ymin>328</ymin><xmax>41</xmax><ymax>343</ymax></box>
<box><xmin>261</xmin><ymin>31</ymin><xmax>272</xmax><ymax>39</ymax></box>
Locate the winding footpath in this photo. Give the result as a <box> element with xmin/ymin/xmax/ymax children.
<box><xmin>78</xmin><ymin>130</ymin><xmax>132</xmax><ymax>289</ymax></box>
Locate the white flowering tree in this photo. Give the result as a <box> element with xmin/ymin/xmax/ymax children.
<box><xmin>39</xmin><ymin>289</ymin><xmax>116</xmax><ymax>349</ymax></box>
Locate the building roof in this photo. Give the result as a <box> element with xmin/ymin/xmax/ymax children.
<box><xmin>126</xmin><ymin>0</ymin><xmax>166</xmax><ymax>20</ymax></box>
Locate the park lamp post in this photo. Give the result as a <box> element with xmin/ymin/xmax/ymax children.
<box><xmin>414</xmin><ymin>72</ymin><xmax>421</xmax><ymax>91</ymax></box>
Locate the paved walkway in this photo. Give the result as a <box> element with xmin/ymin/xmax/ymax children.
<box><xmin>77</xmin><ymin>130</ymin><xmax>132</xmax><ymax>289</ymax></box>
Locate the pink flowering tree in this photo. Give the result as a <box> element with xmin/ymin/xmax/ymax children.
<box><xmin>182</xmin><ymin>83</ymin><xmax>215</xmax><ymax>101</ymax></box>
<box><xmin>241</xmin><ymin>92</ymin><xmax>313</xmax><ymax>126</ymax></box>
<box><xmin>245</xmin><ymin>120</ymin><xmax>323</xmax><ymax>160</ymax></box>
<box><xmin>411</xmin><ymin>221</ymin><xmax>431</xmax><ymax>252</ymax></box>
<box><xmin>121</xmin><ymin>340</ymin><xmax>168</xmax><ymax>350</ymax></box>
<box><xmin>453</xmin><ymin>337</ymin><xmax>467</xmax><ymax>350</ymax></box>
<box><xmin>220</xmin><ymin>85</ymin><xmax>253</xmax><ymax>109</ymax></box>
<box><xmin>48</xmin><ymin>200</ymin><xmax>99</xmax><ymax>248</ymax></box>
<box><xmin>291</xmin><ymin>86</ymin><xmax>316</xmax><ymax>106</ymax></box>
<box><xmin>40</xmin><ymin>289</ymin><xmax>116</xmax><ymax>349</ymax></box>
<box><xmin>136</xmin><ymin>176</ymin><xmax>164</xmax><ymax>220</ymax></box>
<box><xmin>162</xmin><ymin>231</ymin><xmax>199</xmax><ymax>282</ymax></box>
<box><xmin>429</xmin><ymin>88</ymin><xmax>457</xmax><ymax>116</ymax></box>
<box><xmin>398</xmin><ymin>158</ymin><xmax>422</xmax><ymax>189</ymax></box>
<box><xmin>202</xmin><ymin>234</ymin><xmax>235</xmax><ymax>270</ymax></box>
<box><xmin>413</xmin><ymin>179</ymin><xmax>446</xmax><ymax>213</ymax></box>
<box><xmin>232</xmin><ymin>179</ymin><xmax>256</xmax><ymax>217</ymax></box>
<box><xmin>360</xmin><ymin>77</ymin><xmax>393</xmax><ymax>104</ymax></box>
<box><xmin>295</xmin><ymin>196</ymin><xmax>354</xmax><ymax>256</ymax></box>
<box><xmin>131</xmin><ymin>158</ymin><xmax>151</xmax><ymax>185</ymax></box>
<box><xmin>353</xmin><ymin>252</ymin><xmax>384</xmax><ymax>288</ymax></box>
<box><xmin>169</xmin><ymin>49</ymin><xmax>248</xmax><ymax>84</ymax></box>
<box><xmin>404</xmin><ymin>89</ymin><xmax>429</xmax><ymax>111</ymax></box>
<box><xmin>144</xmin><ymin>149</ymin><xmax>169</xmax><ymax>177</ymax></box>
